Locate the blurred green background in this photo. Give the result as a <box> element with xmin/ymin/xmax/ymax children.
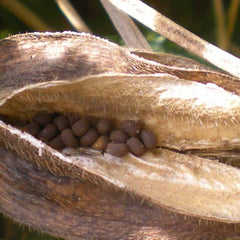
<box><xmin>0</xmin><ymin>0</ymin><xmax>239</xmax><ymax>239</ymax></box>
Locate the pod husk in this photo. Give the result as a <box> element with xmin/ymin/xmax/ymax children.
<box><xmin>1</xmin><ymin>32</ymin><xmax>240</xmax><ymax>233</ymax></box>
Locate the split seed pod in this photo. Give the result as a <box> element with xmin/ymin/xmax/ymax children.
<box><xmin>1</xmin><ymin>32</ymin><xmax>240</xmax><ymax>230</ymax></box>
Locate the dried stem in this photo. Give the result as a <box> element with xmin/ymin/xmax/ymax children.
<box><xmin>108</xmin><ymin>0</ymin><xmax>240</xmax><ymax>78</ymax></box>
<box><xmin>55</xmin><ymin>0</ymin><xmax>91</xmax><ymax>33</ymax></box>
<box><xmin>100</xmin><ymin>0</ymin><xmax>151</xmax><ymax>50</ymax></box>
<box><xmin>0</xmin><ymin>0</ymin><xmax>53</xmax><ymax>31</ymax></box>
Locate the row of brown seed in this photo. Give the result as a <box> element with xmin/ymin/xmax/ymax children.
<box><xmin>25</xmin><ymin>112</ymin><xmax>157</xmax><ymax>157</ymax></box>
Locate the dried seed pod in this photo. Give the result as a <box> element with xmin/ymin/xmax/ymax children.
<box><xmin>25</xmin><ymin>122</ymin><xmax>41</xmax><ymax>137</ymax></box>
<box><xmin>127</xmin><ymin>137</ymin><xmax>146</xmax><ymax>156</ymax></box>
<box><xmin>96</xmin><ymin>118</ymin><xmax>112</xmax><ymax>134</ymax></box>
<box><xmin>60</xmin><ymin>129</ymin><xmax>78</xmax><ymax>148</ymax></box>
<box><xmin>49</xmin><ymin>135</ymin><xmax>65</xmax><ymax>150</ymax></box>
<box><xmin>66</xmin><ymin>113</ymin><xmax>80</xmax><ymax>127</ymax></box>
<box><xmin>80</xmin><ymin>128</ymin><xmax>99</xmax><ymax>147</ymax></box>
<box><xmin>109</xmin><ymin>129</ymin><xmax>128</xmax><ymax>143</ymax></box>
<box><xmin>53</xmin><ymin>115</ymin><xmax>69</xmax><ymax>131</ymax></box>
<box><xmin>72</xmin><ymin>119</ymin><xmax>90</xmax><ymax>136</ymax></box>
<box><xmin>106</xmin><ymin>143</ymin><xmax>129</xmax><ymax>157</ymax></box>
<box><xmin>38</xmin><ymin>124</ymin><xmax>58</xmax><ymax>142</ymax></box>
<box><xmin>33</xmin><ymin>112</ymin><xmax>52</xmax><ymax>127</ymax></box>
<box><xmin>121</xmin><ymin>120</ymin><xmax>142</xmax><ymax>136</ymax></box>
<box><xmin>91</xmin><ymin>135</ymin><xmax>109</xmax><ymax>151</ymax></box>
<box><xmin>140</xmin><ymin>128</ymin><xmax>157</xmax><ymax>149</ymax></box>
<box><xmin>3</xmin><ymin>32</ymin><xmax>240</xmax><ymax>226</ymax></box>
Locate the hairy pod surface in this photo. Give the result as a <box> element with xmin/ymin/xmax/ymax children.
<box><xmin>1</xmin><ymin>32</ymin><xmax>240</xmax><ymax>239</ymax></box>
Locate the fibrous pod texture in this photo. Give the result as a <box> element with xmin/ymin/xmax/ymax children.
<box><xmin>1</xmin><ymin>32</ymin><xmax>240</xmax><ymax>239</ymax></box>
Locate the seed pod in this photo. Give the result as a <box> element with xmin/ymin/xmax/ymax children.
<box><xmin>91</xmin><ymin>135</ymin><xmax>109</xmax><ymax>151</ymax></box>
<box><xmin>38</xmin><ymin>124</ymin><xmax>58</xmax><ymax>142</ymax></box>
<box><xmin>49</xmin><ymin>135</ymin><xmax>65</xmax><ymax>150</ymax></box>
<box><xmin>33</xmin><ymin>112</ymin><xmax>52</xmax><ymax>127</ymax></box>
<box><xmin>127</xmin><ymin>137</ymin><xmax>146</xmax><ymax>156</ymax></box>
<box><xmin>106</xmin><ymin>143</ymin><xmax>129</xmax><ymax>157</ymax></box>
<box><xmin>96</xmin><ymin>118</ymin><xmax>112</xmax><ymax>134</ymax></box>
<box><xmin>72</xmin><ymin>119</ymin><xmax>90</xmax><ymax>136</ymax></box>
<box><xmin>140</xmin><ymin>128</ymin><xmax>157</xmax><ymax>149</ymax></box>
<box><xmin>80</xmin><ymin>128</ymin><xmax>99</xmax><ymax>147</ymax></box>
<box><xmin>26</xmin><ymin>122</ymin><xmax>41</xmax><ymax>137</ymax></box>
<box><xmin>3</xmin><ymin>32</ymin><xmax>240</xmax><ymax>226</ymax></box>
<box><xmin>53</xmin><ymin>115</ymin><xmax>69</xmax><ymax>131</ymax></box>
<box><xmin>110</xmin><ymin>129</ymin><xmax>128</xmax><ymax>143</ymax></box>
<box><xmin>60</xmin><ymin>129</ymin><xmax>78</xmax><ymax>148</ymax></box>
<box><xmin>66</xmin><ymin>113</ymin><xmax>80</xmax><ymax>127</ymax></box>
<box><xmin>121</xmin><ymin>120</ymin><xmax>142</xmax><ymax>136</ymax></box>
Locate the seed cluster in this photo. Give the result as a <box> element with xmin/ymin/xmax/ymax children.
<box><xmin>25</xmin><ymin>112</ymin><xmax>157</xmax><ymax>157</ymax></box>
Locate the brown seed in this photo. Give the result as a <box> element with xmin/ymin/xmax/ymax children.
<box><xmin>96</xmin><ymin>118</ymin><xmax>112</xmax><ymax>134</ymax></box>
<box><xmin>121</xmin><ymin>120</ymin><xmax>142</xmax><ymax>136</ymax></box>
<box><xmin>49</xmin><ymin>135</ymin><xmax>65</xmax><ymax>150</ymax></box>
<box><xmin>91</xmin><ymin>135</ymin><xmax>109</xmax><ymax>151</ymax></box>
<box><xmin>33</xmin><ymin>112</ymin><xmax>52</xmax><ymax>127</ymax></box>
<box><xmin>83</xmin><ymin>116</ymin><xmax>98</xmax><ymax>127</ymax></box>
<box><xmin>127</xmin><ymin>137</ymin><xmax>146</xmax><ymax>156</ymax></box>
<box><xmin>106</xmin><ymin>143</ymin><xmax>128</xmax><ymax>157</ymax></box>
<box><xmin>38</xmin><ymin>124</ymin><xmax>58</xmax><ymax>142</ymax></box>
<box><xmin>26</xmin><ymin>122</ymin><xmax>41</xmax><ymax>137</ymax></box>
<box><xmin>60</xmin><ymin>129</ymin><xmax>78</xmax><ymax>148</ymax></box>
<box><xmin>80</xmin><ymin>128</ymin><xmax>99</xmax><ymax>147</ymax></box>
<box><xmin>140</xmin><ymin>128</ymin><xmax>157</xmax><ymax>149</ymax></box>
<box><xmin>72</xmin><ymin>119</ymin><xmax>90</xmax><ymax>136</ymax></box>
<box><xmin>53</xmin><ymin>115</ymin><xmax>69</xmax><ymax>131</ymax></box>
<box><xmin>110</xmin><ymin>130</ymin><xmax>128</xmax><ymax>143</ymax></box>
<box><xmin>66</xmin><ymin>113</ymin><xmax>80</xmax><ymax>127</ymax></box>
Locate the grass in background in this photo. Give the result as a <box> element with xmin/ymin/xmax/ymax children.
<box><xmin>0</xmin><ymin>215</ymin><xmax>58</xmax><ymax>240</ymax></box>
